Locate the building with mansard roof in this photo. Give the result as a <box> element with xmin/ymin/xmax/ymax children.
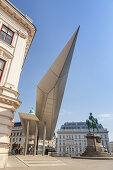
<box><xmin>57</xmin><ymin>122</ymin><xmax>110</xmax><ymax>156</ymax></box>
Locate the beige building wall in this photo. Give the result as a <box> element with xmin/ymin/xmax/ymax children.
<box><xmin>9</xmin><ymin>122</ymin><xmax>25</xmax><ymax>153</ymax></box>
<box><xmin>0</xmin><ymin>0</ymin><xmax>36</xmax><ymax>168</ymax></box>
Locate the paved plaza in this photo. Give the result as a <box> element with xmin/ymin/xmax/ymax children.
<box><xmin>1</xmin><ymin>155</ymin><xmax>113</xmax><ymax>170</ymax></box>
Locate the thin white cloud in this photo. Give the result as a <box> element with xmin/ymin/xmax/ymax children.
<box><xmin>97</xmin><ymin>113</ymin><xmax>112</xmax><ymax>123</ymax></box>
<box><xmin>60</xmin><ymin>109</ymin><xmax>72</xmax><ymax>116</ymax></box>
<box><xmin>98</xmin><ymin>114</ymin><xmax>111</xmax><ymax>118</ymax></box>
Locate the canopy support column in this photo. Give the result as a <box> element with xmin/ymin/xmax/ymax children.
<box><xmin>24</xmin><ymin>120</ymin><xmax>30</xmax><ymax>156</ymax></box>
<box><xmin>36</xmin><ymin>135</ymin><xmax>39</xmax><ymax>155</ymax></box>
<box><xmin>34</xmin><ymin>122</ymin><xmax>38</xmax><ymax>156</ymax></box>
<box><xmin>42</xmin><ymin>122</ymin><xmax>46</xmax><ymax>156</ymax></box>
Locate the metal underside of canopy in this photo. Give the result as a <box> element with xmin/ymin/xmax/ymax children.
<box><xmin>36</xmin><ymin>27</ymin><xmax>80</xmax><ymax>140</ymax></box>
<box><xmin>19</xmin><ymin>112</ymin><xmax>39</xmax><ymax>139</ymax></box>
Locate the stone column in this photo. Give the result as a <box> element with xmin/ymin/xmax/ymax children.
<box><xmin>42</xmin><ymin>122</ymin><xmax>46</xmax><ymax>156</ymax></box>
<box><xmin>33</xmin><ymin>122</ymin><xmax>38</xmax><ymax>156</ymax></box>
<box><xmin>24</xmin><ymin>120</ymin><xmax>30</xmax><ymax>156</ymax></box>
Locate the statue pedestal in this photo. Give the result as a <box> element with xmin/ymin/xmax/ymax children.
<box><xmin>82</xmin><ymin>134</ymin><xmax>111</xmax><ymax>157</ymax></box>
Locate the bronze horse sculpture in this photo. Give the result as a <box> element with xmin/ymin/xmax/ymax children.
<box><xmin>86</xmin><ymin>113</ymin><xmax>99</xmax><ymax>133</ymax></box>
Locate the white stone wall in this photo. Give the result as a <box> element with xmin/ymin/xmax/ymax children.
<box><xmin>0</xmin><ymin>9</ymin><xmax>28</xmax><ymax>91</ymax></box>
<box><xmin>0</xmin><ymin>1</ymin><xmax>35</xmax><ymax>167</ymax></box>
<box><xmin>110</xmin><ymin>142</ymin><xmax>113</xmax><ymax>153</ymax></box>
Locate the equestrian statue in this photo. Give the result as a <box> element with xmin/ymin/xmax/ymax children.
<box><xmin>86</xmin><ymin>113</ymin><xmax>99</xmax><ymax>133</ymax></box>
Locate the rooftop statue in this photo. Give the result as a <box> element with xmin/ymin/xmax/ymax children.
<box><xmin>86</xmin><ymin>113</ymin><xmax>99</xmax><ymax>133</ymax></box>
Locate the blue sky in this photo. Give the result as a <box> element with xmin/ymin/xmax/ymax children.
<box><xmin>10</xmin><ymin>0</ymin><xmax>113</xmax><ymax>141</ymax></box>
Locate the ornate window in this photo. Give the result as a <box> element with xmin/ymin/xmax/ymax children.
<box><xmin>0</xmin><ymin>25</ymin><xmax>14</xmax><ymax>45</ymax></box>
<box><xmin>0</xmin><ymin>59</ymin><xmax>6</xmax><ymax>82</ymax></box>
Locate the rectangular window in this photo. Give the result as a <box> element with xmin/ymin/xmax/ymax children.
<box><xmin>0</xmin><ymin>25</ymin><xmax>14</xmax><ymax>45</ymax></box>
<box><xmin>105</xmin><ymin>135</ymin><xmax>107</xmax><ymax>139</ymax></box>
<box><xmin>0</xmin><ymin>58</ymin><xmax>6</xmax><ymax>82</ymax></box>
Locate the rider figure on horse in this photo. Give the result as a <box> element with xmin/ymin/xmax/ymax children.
<box><xmin>86</xmin><ymin>113</ymin><xmax>99</xmax><ymax>134</ymax></box>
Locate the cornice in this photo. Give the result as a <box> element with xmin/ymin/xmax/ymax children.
<box><xmin>57</xmin><ymin>130</ymin><xmax>109</xmax><ymax>134</ymax></box>
<box><xmin>0</xmin><ymin>94</ymin><xmax>21</xmax><ymax>109</ymax></box>
<box><xmin>0</xmin><ymin>44</ymin><xmax>14</xmax><ymax>59</ymax></box>
<box><xmin>0</xmin><ymin>0</ymin><xmax>36</xmax><ymax>66</ymax></box>
<box><xmin>0</xmin><ymin>86</ymin><xmax>19</xmax><ymax>97</ymax></box>
<box><xmin>17</xmin><ymin>30</ymin><xmax>27</xmax><ymax>39</ymax></box>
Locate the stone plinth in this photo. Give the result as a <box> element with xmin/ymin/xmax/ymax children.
<box><xmin>82</xmin><ymin>134</ymin><xmax>111</xmax><ymax>157</ymax></box>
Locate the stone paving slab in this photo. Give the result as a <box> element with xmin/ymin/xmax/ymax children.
<box><xmin>8</xmin><ymin>155</ymin><xmax>66</xmax><ymax>167</ymax></box>
<box><xmin>72</xmin><ymin>156</ymin><xmax>113</xmax><ymax>160</ymax></box>
<box><xmin>7</xmin><ymin>156</ymin><xmax>27</xmax><ymax>167</ymax></box>
<box><xmin>1</xmin><ymin>155</ymin><xmax>113</xmax><ymax>170</ymax></box>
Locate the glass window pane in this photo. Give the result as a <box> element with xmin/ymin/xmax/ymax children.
<box><xmin>6</xmin><ymin>35</ymin><xmax>12</xmax><ymax>44</ymax></box>
<box><xmin>8</xmin><ymin>30</ymin><xmax>13</xmax><ymax>37</ymax></box>
<box><xmin>0</xmin><ymin>60</ymin><xmax>5</xmax><ymax>70</ymax></box>
<box><xmin>0</xmin><ymin>31</ymin><xmax>6</xmax><ymax>40</ymax></box>
<box><xmin>0</xmin><ymin>70</ymin><xmax>2</xmax><ymax>77</ymax></box>
<box><xmin>2</xmin><ymin>26</ymin><xmax>8</xmax><ymax>33</ymax></box>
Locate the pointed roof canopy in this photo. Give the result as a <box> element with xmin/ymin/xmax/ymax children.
<box><xmin>36</xmin><ymin>26</ymin><xmax>80</xmax><ymax>140</ymax></box>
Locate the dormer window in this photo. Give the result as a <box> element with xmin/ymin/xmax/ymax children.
<box><xmin>0</xmin><ymin>25</ymin><xmax>14</xmax><ymax>45</ymax></box>
<box><xmin>0</xmin><ymin>59</ymin><xmax>6</xmax><ymax>82</ymax></box>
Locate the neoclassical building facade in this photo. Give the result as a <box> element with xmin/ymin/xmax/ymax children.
<box><xmin>57</xmin><ymin>122</ymin><xmax>110</xmax><ymax>156</ymax></box>
<box><xmin>0</xmin><ymin>0</ymin><xmax>36</xmax><ymax>167</ymax></box>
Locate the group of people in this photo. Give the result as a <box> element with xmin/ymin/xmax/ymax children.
<box><xmin>12</xmin><ymin>143</ymin><xmax>23</xmax><ymax>155</ymax></box>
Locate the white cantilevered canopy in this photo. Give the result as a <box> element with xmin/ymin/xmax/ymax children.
<box><xmin>36</xmin><ymin>26</ymin><xmax>80</xmax><ymax>140</ymax></box>
<box><xmin>19</xmin><ymin>112</ymin><xmax>39</xmax><ymax>138</ymax></box>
